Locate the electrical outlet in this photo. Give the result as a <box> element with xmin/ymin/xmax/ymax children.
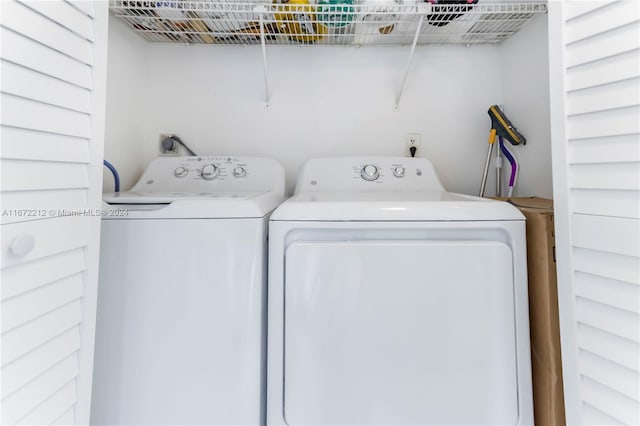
<box><xmin>406</xmin><ymin>133</ymin><xmax>421</xmax><ymax>157</ymax></box>
<box><xmin>159</xmin><ymin>133</ymin><xmax>179</xmax><ymax>156</ymax></box>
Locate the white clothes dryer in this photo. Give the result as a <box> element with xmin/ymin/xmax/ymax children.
<box><xmin>267</xmin><ymin>157</ymin><xmax>533</xmax><ymax>425</ymax></box>
<box><xmin>92</xmin><ymin>156</ymin><xmax>284</xmax><ymax>425</ymax></box>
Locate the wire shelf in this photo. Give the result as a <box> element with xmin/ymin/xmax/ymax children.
<box><xmin>110</xmin><ymin>1</ymin><xmax>547</xmax><ymax>46</ymax></box>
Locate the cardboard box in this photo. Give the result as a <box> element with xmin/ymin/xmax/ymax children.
<box><xmin>495</xmin><ymin>197</ymin><xmax>566</xmax><ymax>426</ymax></box>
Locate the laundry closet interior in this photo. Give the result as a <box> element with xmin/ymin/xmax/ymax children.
<box><xmin>2</xmin><ymin>1</ymin><xmax>638</xmax><ymax>425</ymax></box>
<box><xmin>100</xmin><ymin>2</ymin><xmax>552</xmax><ymax>424</ymax></box>
<box><xmin>103</xmin><ymin>0</ymin><xmax>552</xmax><ymax>197</ymax></box>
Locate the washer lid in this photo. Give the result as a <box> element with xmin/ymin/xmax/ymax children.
<box><xmin>104</xmin><ymin>191</ymin><xmax>267</xmax><ymax>204</ymax></box>
<box><xmin>270</xmin><ymin>191</ymin><xmax>525</xmax><ymax>221</ymax></box>
<box><xmin>102</xmin><ymin>191</ymin><xmax>282</xmax><ymax>219</ymax></box>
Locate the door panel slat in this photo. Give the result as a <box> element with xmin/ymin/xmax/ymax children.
<box><xmin>564</xmin><ymin>0</ymin><xmax>617</xmax><ymax>21</ymax></box>
<box><xmin>2</xmin><ymin>1</ymin><xmax>92</xmax><ymax>65</ymax></box>
<box><xmin>582</xmin><ymin>402</ymin><xmax>625</xmax><ymax>425</ymax></box>
<box><xmin>580</xmin><ymin>376</ymin><xmax>639</xmax><ymax>425</ymax></box>
<box><xmin>0</xmin><ymin>355</ymin><xmax>79</xmax><ymax>425</ymax></box>
<box><xmin>1</xmin><ymin>302</ymin><xmax>82</xmax><ymax>367</ymax></box>
<box><xmin>566</xmin><ymin>105</ymin><xmax>640</xmax><ymax>140</ymax></box>
<box><xmin>1</xmin><ymin>273</ymin><xmax>83</xmax><ymax>333</ymax></box>
<box><xmin>1</xmin><ymin>248</ymin><xmax>85</xmax><ymax>301</ymax></box>
<box><xmin>566</xmin><ymin>49</ymin><xmax>638</xmax><ymax>92</ymax></box>
<box><xmin>565</xmin><ymin>22</ymin><xmax>639</xmax><ymax>68</ymax></box>
<box><xmin>576</xmin><ymin>297</ymin><xmax>639</xmax><ymax>342</ymax></box>
<box><xmin>15</xmin><ymin>381</ymin><xmax>77</xmax><ymax>426</ymax></box>
<box><xmin>0</xmin><ymin>95</ymin><xmax>90</xmax><ymax>139</ymax></box>
<box><xmin>51</xmin><ymin>408</ymin><xmax>74</xmax><ymax>426</ymax></box>
<box><xmin>579</xmin><ymin>349</ymin><xmax>640</xmax><ymax>402</ymax></box>
<box><xmin>570</xmin><ymin>189</ymin><xmax>640</xmax><ymax>219</ymax></box>
<box><xmin>18</xmin><ymin>0</ymin><xmax>94</xmax><ymax>41</ymax></box>
<box><xmin>0</xmin><ymin>28</ymin><xmax>92</xmax><ymax>89</ymax></box>
<box><xmin>575</xmin><ymin>270</ymin><xmax>640</xmax><ymax>314</ymax></box>
<box><xmin>577</xmin><ymin>323</ymin><xmax>639</xmax><ymax>373</ymax></box>
<box><xmin>571</xmin><ymin>214</ymin><xmax>640</xmax><ymax>257</ymax></box>
<box><xmin>566</xmin><ymin>78</ymin><xmax>640</xmax><ymax>117</ymax></box>
<box><xmin>67</xmin><ymin>0</ymin><xmax>95</xmax><ymax>18</ymax></box>
<box><xmin>0</xmin><ymin>127</ymin><xmax>90</xmax><ymax>163</ymax></box>
<box><xmin>573</xmin><ymin>247</ymin><xmax>639</xmax><ymax>286</ymax></box>
<box><xmin>568</xmin><ymin>134</ymin><xmax>639</xmax><ymax>164</ymax></box>
<box><xmin>1</xmin><ymin>190</ymin><xmax>90</xmax><ymax>225</ymax></box>
<box><xmin>565</xmin><ymin>1</ymin><xmax>640</xmax><ymax>45</ymax></box>
<box><xmin>1</xmin><ymin>60</ymin><xmax>91</xmax><ymax>113</ymax></box>
<box><xmin>569</xmin><ymin>162</ymin><xmax>640</xmax><ymax>191</ymax></box>
<box><xmin>1</xmin><ymin>328</ymin><xmax>80</xmax><ymax>399</ymax></box>
<box><xmin>1</xmin><ymin>160</ymin><xmax>89</xmax><ymax>192</ymax></box>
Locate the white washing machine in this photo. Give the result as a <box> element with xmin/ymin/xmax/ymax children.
<box><xmin>267</xmin><ymin>157</ymin><xmax>533</xmax><ymax>425</ymax></box>
<box><xmin>92</xmin><ymin>156</ymin><xmax>285</xmax><ymax>425</ymax></box>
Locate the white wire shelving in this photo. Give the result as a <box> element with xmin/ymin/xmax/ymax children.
<box><xmin>109</xmin><ymin>1</ymin><xmax>547</xmax><ymax>106</ymax></box>
<box><xmin>110</xmin><ymin>1</ymin><xmax>547</xmax><ymax>46</ymax></box>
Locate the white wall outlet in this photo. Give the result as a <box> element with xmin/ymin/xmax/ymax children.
<box><xmin>406</xmin><ymin>133</ymin><xmax>421</xmax><ymax>157</ymax></box>
<box><xmin>159</xmin><ymin>134</ymin><xmax>179</xmax><ymax>156</ymax></box>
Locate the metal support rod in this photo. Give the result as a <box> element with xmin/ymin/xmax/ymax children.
<box><xmin>258</xmin><ymin>9</ymin><xmax>270</xmax><ymax>106</ymax></box>
<box><xmin>479</xmin><ymin>143</ymin><xmax>493</xmax><ymax>197</ymax></box>
<box><xmin>394</xmin><ymin>14</ymin><xmax>424</xmax><ymax>109</ymax></box>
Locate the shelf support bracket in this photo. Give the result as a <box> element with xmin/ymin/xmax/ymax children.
<box><xmin>257</xmin><ymin>6</ymin><xmax>271</xmax><ymax>107</ymax></box>
<box><xmin>394</xmin><ymin>4</ymin><xmax>430</xmax><ymax>110</ymax></box>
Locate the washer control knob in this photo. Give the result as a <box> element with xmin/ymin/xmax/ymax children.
<box><xmin>201</xmin><ymin>164</ymin><xmax>219</xmax><ymax>180</ymax></box>
<box><xmin>393</xmin><ymin>166</ymin><xmax>406</xmax><ymax>178</ymax></box>
<box><xmin>174</xmin><ymin>167</ymin><xmax>188</xmax><ymax>178</ymax></box>
<box><xmin>361</xmin><ymin>164</ymin><xmax>379</xmax><ymax>181</ymax></box>
<box><xmin>233</xmin><ymin>167</ymin><xmax>246</xmax><ymax>178</ymax></box>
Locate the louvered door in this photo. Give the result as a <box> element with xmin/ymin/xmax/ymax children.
<box><xmin>548</xmin><ymin>1</ymin><xmax>640</xmax><ymax>424</ymax></box>
<box><xmin>1</xmin><ymin>1</ymin><xmax>108</xmax><ymax>424</ymax></box>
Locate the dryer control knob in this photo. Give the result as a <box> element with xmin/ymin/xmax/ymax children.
<box><xmin>201</xmin><ymin>164</ymin><xmax>219</xmax><ymax>180</ymax></box>
<box><xmin>233</xmin><ymin>167</ymin><xmax>246</xmax><ymax>178</ymax></box>
<box><xmin>174</xmin><ymin>167</ymin><xmax>188</xmax><ymax>178</ymax></box>
<box><xmin>393</xmin><ymin>167</ymin><xmax>405</xmax><ymax>178</ymax></box>
<box><xmin>361</xmin><ymin>164</ymin><xmax>379</xmax><ymax>181</ymax></box>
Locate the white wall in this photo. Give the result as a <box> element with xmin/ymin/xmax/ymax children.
<box><xmin>103</xmin><ymin>18</ymin><xmax>147</xmax><ymax>192</ymax></box>
<box><xmin>500</xmin><ymin>14</ymin><xmax>552</xmax><ymax>198</ymax></box>
<box><xmin>104</xmin><ymin>13</ymin><xmax>551</xmax><ymax>197</ymax></box>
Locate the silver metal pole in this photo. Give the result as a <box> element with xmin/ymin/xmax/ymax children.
<box><xmin>394</xmin><ymin>13</ymin><xmax>425</xmax><ymax>109</ymax></box>
<box><xmin>479</xmin><ymin>143</ymin><xmax>493</xmax><ymax>197</ymax></box>
<box><xmin>258</xmin><ymin>8</ymin><xmax>270</xmax><ymax>106</ymax></box>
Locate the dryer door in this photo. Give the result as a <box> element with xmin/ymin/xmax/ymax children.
<box><xmin>284</xmin><ymin>240</ymin><xmax>519</xmax><ymax>425</ymax></box>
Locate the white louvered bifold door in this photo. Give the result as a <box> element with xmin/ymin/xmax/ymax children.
<box><xmin>548</xmin><ymin>1</ymin><xmax>640</xmax><ymax>425</ymax></box>
<box><xmin>0</xmin><ymin>1</ymin><xmax>108</xmax><ymax>424</ymax></box>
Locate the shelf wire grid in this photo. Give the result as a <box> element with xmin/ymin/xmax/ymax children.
<box><xmin>110</xmin><ymin>1</ymin><xmax>547</xmax><ymax>46</ymax></box>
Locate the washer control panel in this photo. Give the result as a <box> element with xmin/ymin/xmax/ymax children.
<box><xmin>129</xmin><ymin>156</ymin><xmax>285</xmax><ymax>195</ymax></box>
<box><xmin>164</xmin><ymin>157</ymin><xmax>251</xmax><ymax>181</ymax></box>
<box><xmin>296</xmin><ymin>157</ymin><xmax>445</xmax><ymax>194</ymax></box>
